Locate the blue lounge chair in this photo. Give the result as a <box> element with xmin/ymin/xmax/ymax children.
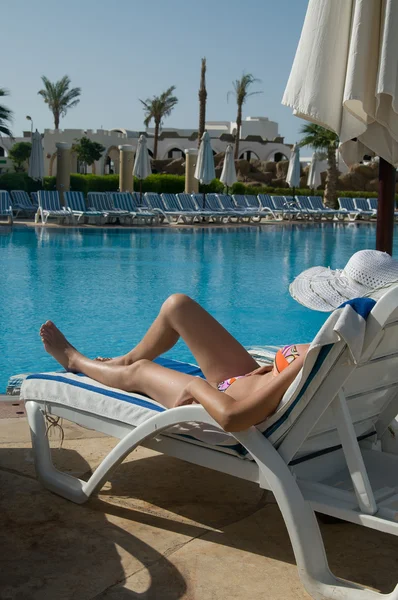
<box><xmin>161</xmin><ymin>193</ymin><xmax>198</xmax><ymax>224</ymax></box>
<box><xmin>216</xmin><ymin>194</ymin><xmax>254</xmax><ymax>222</ymax></box>
<box><xmin>30</xmin><ymin>192</ymin><xmax>39</xmax><ymax>207</ymax></box>
<box><xmin>243</xmin><ymin>195</ymin><xmax>262</xmax><ymax>210</ymax></box>
<box><xmin>270</xmin><ymin>195</ymin><xmax>302</xmax><ymax>220</ymax></box>
<box><xmin>338</xmin><ymin>197</ymin><xmax>371</xmax><ymax>221</ymax></box>
<box><xmin>64</xmin><ymin>191</ymin><xmax>105</xmax><ymax>224</ymax></box>
<box><xmin>10</xmin><ymin>190</ymin><xmax>37</xmax><ymax>218</ymax></box>
<box><xmin>354</xmin><ymin>197</ymin><xmax>376</xmax><ymax>218</ymax></box>
<box><xmin>87</xmin><ymin>192</ymin><xmax>127</xmax><ymax>224</ymax></box>
<box><xmin>176</xmin><ymin>193</ymin><xmax>215</xmax><ymax>222</ymax></box>
<box><xmin>256</xmin><ymin>194</ymin><xmax>283</xmax><ymax>220</ymax></box>
<box><xmin>128</xmin><ymin>192</ymin><xmax>159</xmax><ymax>224</ymax></box>
<box><xmin>192</xmin><ymin>193</ymin><xmax>236</xmax><ymax>223</ymax></box>
<box><xmin>295</xmin><ymin>196</ymin><xmax>322</xmax><ymax>220</ymax></box>
<box><xmin>37</xmin><ymin>191</ymin><xmax>71</xmax><ymax>224</ymax></box>
<box><xmin>308</xmin><ymin>196</ymin><xmax>344</xmax><ymax>220</ymax></box>
<box><xmin>107</xmin><ymin>192</ymin><xmax>138</xmax><ymax>224</ymax></box>
<box><xmin>0</xmin><ymin>190</ymin><xmax>13</xmax><ymax>224</ymax></box>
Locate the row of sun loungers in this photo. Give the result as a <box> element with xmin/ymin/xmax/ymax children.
<box><xmin>0</xmin><ymin>189</ymin><xmax>393</xmax><ymax>225</ymax></box>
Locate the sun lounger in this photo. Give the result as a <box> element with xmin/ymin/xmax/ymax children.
<box><xmin>0</xmin><ymin>190</ymin><xmax>13</xmax><ymax>224</ymax></box>
<box><xmin>106</xmin><ymin>192</ymin><xmax>139</xmax><ymax>224</ymax></box>
<box><xmin>367</xmin><ymin>197</ymin><xmax>398</xmax><ymax>221</ymax></box>
<box><xmin>87</xmin><ymin>192</ymin><xmax>127</xmax><ymax>224</ymax></box>
<box><xmin>354</xmin><ymin>197</ymin><xmax>377</xmax><ymax>218</ymax></box>
<box><xmin>257</xmin><ymin>194</ymin><xmax>285</xmax><ymax>220</ymax></box>
<box><xmin>30</xmin><ymin>192</ymin><xmax>39</xmax><ymax>207</ymax></box>
<box><xmin>64</xmin><ymin>192</ymin><xmax>105</xmax><ymax>224</ymax></box>
<box><xmin>21</xmin><ymin>289</ymin><xmax>398</xmax><ymax>599</ymax></box>
<box><xmin>295</xmin><ymin>196</ymin><xmax>323</xmax><ymax>219</ymax></box>
<box><xmin>266</xmin><ymin>194</ymin><xmax>303</xmax><ymax>220</ymax></box>
<box><xmin>37</xmin><ymin>191</ymin><xmax>72</xmax><ymax>224</ymax></box>
<box><xmin>216</xmin><ymin>194</ymin><xmax>254</xmax><ymax>222</ymax></box>
<box><xmin>308</xmin><ymin>196</ymin><xmax>345</xmax><ymax>220</ymax></box>
<box><xmin>176</xmin><ymin>194</ymin><xmax>216</xmax><ymax>222</ymax></box>
<box><xmin>10</xmin><ymin>190</ymin><xmax>37</xmax><ymax>218</ymax></box>
<box><xmin>161</xmin><ymin>193</ymin><xmax>198</xmax><ymax>224</ymax></box>
<box><xmin>192</xmin><ymin>193</ymin><xmax>237</xmax><ymax>223</ymax></box>
<box><xmin>232</xmin><ymin>194</ymin><xmax>265</xmax><ymax>221</ymax></box>
<box><xmin>338</xmin><ymin>197</ymin><xmax>372</xmax><ymax>221</ymax></box>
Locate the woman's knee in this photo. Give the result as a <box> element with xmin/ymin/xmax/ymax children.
<box><xmin>161</xmin><ymin>294</ymin><xmax>193</xmax><ymax>318</ymax></box>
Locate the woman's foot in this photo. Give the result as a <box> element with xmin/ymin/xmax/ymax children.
<box><xmin>40</xmin><ymin>321</ymin><xmax>80</xmax><ymax>371</ymax></box>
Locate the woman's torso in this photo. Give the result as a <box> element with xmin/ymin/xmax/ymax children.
<box><xmin>218</xmin><ymin>343</ymin><xmax>310</xmax><ymax>402</ymax></box>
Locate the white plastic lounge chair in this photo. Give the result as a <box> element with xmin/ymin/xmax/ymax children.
<box><xmin>338</xmin><ymin>197</ymin><xmax>373</xmax><ymax>221</ymax></box>
<box><xmin>267</xmin><ymin>195</ymin><xmax>301</xmax><ymax>220</ymax></box>
<box><xmin>37</xmin><ymin>191</ymin><xmax>71</xmax><ymax>224</ymax></box>
<box><xmin>295</xmin><ymin>196</ymin><xmax>323</xmax><ymax>220</ymax></box>
<box><xmin>0</xmin><ymin>190</ymin><xmax>13</xmax><ymax>224</ymax></box>
<box><xmin>232</xmin><ymin>194</ymin><xmax>265</xmax><ymax>221</ymax></box>
<box><xmin>192</xmin><ymin>193</ymin><xmax>236</xmax><ymax>223</ymax></box>
<box><xmin>354</xmin><ymin>197</ymin><xmax>377</xmax><ymax>218</ymax></box>
<box><xmin>64</xmin><ymin>192</ymin><xmax>105</xmax><ymax>224</ymax></box>
<box><xmin>216</xmin><ymin>194</ymin><xmax>253</xmax><ymax>222</ymax></box>
<box><xmin>106</xmin><ymin>192</ymin><xmax>138</xmax><ymax>224</ymax></box>
<box><xmin>161</xmin><ymin>193</ymin><xmax>198</xmax><ymax>224</ymax></box>
<box><xmin>256</xmin><ymin>194</ymin><xmax>285</xmax><ymax>220</ymax></box>
<box><xmin>87</xmin><ymin>192</ymin><xmax>127</xmax><ymax>224</ymax></box>
<box><xmin>10</xmin><ymin>190</ymin><xmax>37</xmax><ymax>218</ymax></box>
<box><xmin>144</xmin><ymin>192</ymin><xmax>175</xmax><ymax>224</ymax></box>
<box><xmin>176</xmin><ymin>193</ymin><xmax>215</xmax><ymax>222</ymax></box>
<box><xmin>308</xmin><ymin>196</ymin><xmax>345</xmax><ymax>221</ymax></box>
<box><xmin>21</xmin><ymin>289</ymin><xmax>398</xmax><ymax>599</ymax></box>
<box><xmin>367</xmin><ymin>198</ymin><xmax>398</xmax><ymax>221</ymax></box>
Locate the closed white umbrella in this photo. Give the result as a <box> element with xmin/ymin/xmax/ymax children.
<box><xmin>307</xmin><ymin>153</ymin><xmax>322</xmax><ymax>190</ymax></box>
<box><xmin>28</xmin><ymin>130</ymin><xmax>44</xmax><ymax>182</ymax></box>
<box><xmin>286</xmin><ymin>143</ymin><xmax>301</xmax><ymax>190</ymax></box>
<box><xmin>282</xmin><ymin>0</ymin><xmax>398</xmax><ymax>253</ymax></box>
<box><xmin>133</xmin><ymin>134</ymin><xmax>152</xmax><ymax>202</ymax></box>
<box><xmin>195</xmin><ymin>131</ymin><xmax>215</xmax><ymax>209</ymax></box>
<box><xmin>220</xmin><ymin>144</ymin><xmax>237</xmax><ymax>193</ymax></box>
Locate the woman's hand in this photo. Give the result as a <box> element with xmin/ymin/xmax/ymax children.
<box><xmin>174</xmin><ymin>382</ymin><xmax>199</xmax><ymax>407</ymax></box>
<box><xmin>246</xmin><ymin>364</ymin><xmax>273</xmax><ymax>376</ymax></box>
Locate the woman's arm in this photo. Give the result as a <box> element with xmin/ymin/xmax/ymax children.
<box><xmin>180</xmin><ymin>356</ymin><xmax>304</xmax><ymax>432</ymax></box>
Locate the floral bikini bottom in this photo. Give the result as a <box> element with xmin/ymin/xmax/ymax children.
<box><xmin>217</xmin><ymin>344</ymin><xmax>300</xmax><ymax>392</ymax></box>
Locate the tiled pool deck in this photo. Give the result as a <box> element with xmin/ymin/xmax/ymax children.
<box><xmin>1</xmin><ymin>399</ymin><xmax>397</xmax><ymax>599</ymax></box>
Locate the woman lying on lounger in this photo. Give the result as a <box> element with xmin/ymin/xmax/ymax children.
<box><xmin>40</xmin><ymin>293</ymin><xmax>309</xmax><ymax>432</ymax></box>
<box><xmin>40</xmin><ymin>251</ymin><xmax>398</xmax><ymax>432</ymax></box>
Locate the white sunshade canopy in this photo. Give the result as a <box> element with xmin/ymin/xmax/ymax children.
<box><xmin>282</xmin><ymin>0</ymin><xmax>398</xmax><ymax>166</ymax></box>
<box><xmin>307</xmin><ymin>153</ymin><xmax>323</xmax><ymax>189</ymax></box>
<box><xmin>133</xmin><ymin>135</ymin><xmax>152</xmax><ymax>180</ymax></box>
<box><xmin>195</xmin><ymin>131</ymin><xmax>216</xmax><ymax>185</ymax></box>
<box><xmin>220</xmin><ymin>144</ymin><xmax>237</xmax><ymax>187</ymax></box>
<box><xmin>28</xmin><ymin>130</ymin><xmax>44</xmax><ymax>182</ymax></box>
<box><xmin>286</xmin><ymin>143</ymin><xmax>301</xmax><ymax>188</ymax></box>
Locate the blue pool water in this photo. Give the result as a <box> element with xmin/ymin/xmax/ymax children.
<box><xmin>0</xmin><ymin>223</ymin><xmax>396</xmax><ymax>392</ymax></box>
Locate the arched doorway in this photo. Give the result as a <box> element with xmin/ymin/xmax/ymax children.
<box><xmin>167</xmin><ymin>147</ymin><xmax>185</xmax><ymax>159</ymax></box>
<box><xmin>274</xmin><ymin>152</ymin><xmax>289</xmax><ymax>163</ymax></box>
<box><xmin>239</xmin><ymin>150</ymin><xmax>260</xmax><ymax>161</ymax></box>
<box><xmin>103</xmin><ymin>145</ymin><xmax>120</xmax><ymax>175</ymax></box>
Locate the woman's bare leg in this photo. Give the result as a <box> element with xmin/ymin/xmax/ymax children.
<box><xmin>95</xmin><ymin>294</ymin><xmax>258</xmax><ymax>384</ymax></box>
<box><xmin>40</xmin><ymin>322</ymin><xmax>195</xmax><ymax>408</ymax></box>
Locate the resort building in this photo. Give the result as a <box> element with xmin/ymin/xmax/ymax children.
<box><xmin>0</xmin><ymin>116</ymin><xmax>292</xmax><ymax>176</ymax></box>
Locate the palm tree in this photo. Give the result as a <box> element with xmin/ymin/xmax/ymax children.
<box><xmin>38</xmin><ymin>75</ymin><xmax>81</xmax><ymax>129</ymax></box>
<box><xmin>0</xmin><ymin>88</ymin><xmax>13</xmax><ymax>137</ymax></box>
<box><xmin>198</xmin><ymin>58</ymin><xmax>207</xmax><ymax>147</ymax></box>
<box><xmin>228</xmin><ymin>73</ymin><xmax>262</xmax><ymax>159</ymax></box>
<box><xmin>298</xmin><ymin>123</ymin><xmax>339</xmax><ymax>208</ymax></box>
<box><xmin>139</xmin><ymin>86</ymin><xmax>178</xmax><ymax>160</ymax></box>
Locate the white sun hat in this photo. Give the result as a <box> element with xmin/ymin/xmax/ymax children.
<box><xmin>289</xmin><ymin>250</ymin><xmax>398</xmax><ymax>312</ymax></box>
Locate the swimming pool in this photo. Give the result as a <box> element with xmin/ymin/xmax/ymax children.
<box><xmin>0</xmin><ymin>223</ymin><xmax>395</xmax><ymax>392</ymax></box>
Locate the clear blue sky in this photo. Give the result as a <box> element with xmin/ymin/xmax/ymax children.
<box><xmin>3</xmin><ymin>0</ymin><xmax>308</xmax><ymax>143</ymax></box>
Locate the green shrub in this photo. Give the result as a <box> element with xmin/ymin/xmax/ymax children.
<box><xmin>2</xmin><ymin>170</ymin><xmax>398</xmax><ymax>202</ymax></box>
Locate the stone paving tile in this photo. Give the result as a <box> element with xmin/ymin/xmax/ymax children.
<box><xmin>99</xmin><ymin>502</ymin><xmax>398</xmax><ymax>600</ymax></box>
